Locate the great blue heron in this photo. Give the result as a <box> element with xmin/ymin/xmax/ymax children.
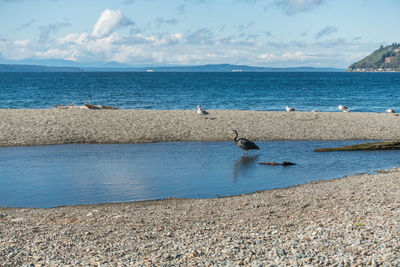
<box><xmin>386</xmin><ymin>108</ymin><xmax>395</xmax><ymax>113</ymax></box>
<box><xmin>197</xmin><ymin>105</ymin><xmax>209</xmax><ymax>115</ymax></box>
<box><xmin>286</xmin><ymin>106</ymin><xmax>295</xmax><ymax>112</ymax></box>
<box><xmin>231</xmin><ymin>130</ymin><xmax>259</xmax><ymax>154</ymax></box>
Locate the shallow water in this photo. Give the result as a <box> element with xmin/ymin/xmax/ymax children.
<box><xmin>1</xmin><ymin>140</ymin><xmax>400</xmax><ymax>208</ymax></box>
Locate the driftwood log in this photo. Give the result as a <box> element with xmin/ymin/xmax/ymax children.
<box><xmin>84</xmin><ymin>103</ymin><xmax>119</xmax><ymax>110</ymax></box>
<box><xmin>259</xmin><ymin>161</ymin><xmax>296</xmax><ymax>166</ymax></box>
<box><xmin>54</xmin><ymin>104</ymin><xmax>119</xmax><ymax>110</ymax></box>
<box><xmin>314</xmin><ymin>140</ymin><xmax>400</xmax><ymax>152</ymax></box>
<box><xmin>54</xmin><ymin>104</ymin><xmax>88</xmax><ymax>110</ymax></box>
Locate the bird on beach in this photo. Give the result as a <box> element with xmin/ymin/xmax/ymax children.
<box><xmin>338</xmin><ymin>105</ymin><xmax>350</xmax><ymax>112</ymax></box>
<box><xmin>197</xmin><ymin>105</ymin><xmax>209</xmax><ymax>115</ymax></box>
<box><xmin>231</xmin><ymin>130</ymin><xmax>259</xmax><ymax>154</ymax></box>
<box><xmin>286</xmin><ymin>106</ymin><xmax>295</xmax><ymax>112</ymax></box>
<box><xmin>385</xmin><ymin>108</ymin><xmax>395</xmax><ymax>113</ymax></box>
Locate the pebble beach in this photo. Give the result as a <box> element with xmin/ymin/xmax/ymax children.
<box><xmin>1</xmin><ymin>109</ymin><xmax>400</xmax><ymax>266</ymax></box>
<box><xmin>1</xmin><ymin>109</ymin><xmax>400</xmax><ymax>146</ymax></box>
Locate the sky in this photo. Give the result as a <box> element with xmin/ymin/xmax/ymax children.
<box><xmin>0</xmin><ymin>0</ymin><xmax>399</xmax><ymax>68</ymax></box>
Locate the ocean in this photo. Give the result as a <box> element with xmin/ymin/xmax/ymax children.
<box><xmin>1</xmin><ymin>71</ymin><xmax>400</xmax><ymax>112</ymax></box>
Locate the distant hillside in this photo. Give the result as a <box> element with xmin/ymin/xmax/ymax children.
<box><xmin>0</xmin><ymin>63</ymin><xmax>343</xmax><ymax>72</ymax></box>
<box><xmin>348</xmin><ymin>43</ymin><xmax>400</xmax><ymax>72</ymax></box>
<box><xmin>0</xmin><ymin>64</ymin><xmax>83</xmax><ymax>72</ymax></box>
<box><xmin>84</xmin><ymin>64</ymin><xmax>343</xmax><ymax>72</ymax></box>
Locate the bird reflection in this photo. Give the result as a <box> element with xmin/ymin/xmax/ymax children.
<box><xmin>232</xmin><ymin>155</ymin><xmax>259</xmax><ymax>182</ymax></box>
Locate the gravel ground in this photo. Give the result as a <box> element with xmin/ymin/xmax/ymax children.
<box><xmin>1</xmin><ymin>169</ymin><xmax>400</xmax><ymax>266</ymax></box>
<box><xmin>1</xmin><ymin>109</ymin><xmax>400</xmax><ymax>266</ymax></box>
<box><xmin>1</xmin><ymin>109</ymin><xmax>400</xmax><ymax>146</ymax></box>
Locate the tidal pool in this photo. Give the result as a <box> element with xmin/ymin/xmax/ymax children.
<box><xmin>1</xmin><ymin>140</ymin><xmax>399</xmax><ymax>208</ymax></box>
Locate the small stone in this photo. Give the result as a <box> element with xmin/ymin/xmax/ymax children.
<box><xmin>10</xmin><ymin>218</ymin><xmax>25</xmax><ymax>223</ymax></box>
<box><xmin>278</xmin><ymin>248</ymin><xmax>287</xmax><ymax>256</ymax></box>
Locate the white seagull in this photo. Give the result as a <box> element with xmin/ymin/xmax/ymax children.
<box><xmin>286</xmin><ymin>106</ymin><xmax>295</xmax><ymax>112</ymax></box>
<box><xmin>338</xmin><ymin>105</ymin><xmax>349</xmax><ymax>112</ymax></box>
<box><xmin>197</xmin><ymin>105</ymin><xmax>209</xmax><ymax>115</ymax></box>
<box><xmin>385</xmin><ymin>108</ymin><xmax>395</xmax><ymax>113</ymax></box>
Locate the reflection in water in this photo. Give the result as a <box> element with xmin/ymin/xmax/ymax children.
<box><xmin>233</xmin><ymin>155</ymin><xmax>259</xmax><ymax>181</ymax></box>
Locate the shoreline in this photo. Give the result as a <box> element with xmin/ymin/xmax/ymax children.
<box><xmin>1</xmin><ymin>109</ymin><xmax>400</xmax><ymax>146</ymax></box>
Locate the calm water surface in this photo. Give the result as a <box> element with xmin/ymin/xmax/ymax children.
<box><xmin>1</xmin><ymin>140</ymin><xmax>399</xmax><ymax>208</ymax></box>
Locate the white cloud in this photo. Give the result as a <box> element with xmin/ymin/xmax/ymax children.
<box><xmin>18</xmin><ymin>19</ymin><xmax>36</xmax><ymax>30</ymax></box>
<box><xmin>274</xmin><ymin>0</ymin><xmax>324</xmax><ymax>15</ymax></box>
<box><xmin>112</xmin><ymin>46</ymin><xmax>147</xmax><ymax>63</ymax></box>
<box><xmin>59</xmin><ymin>33</ymin><xmax>89</xmax><ymax>45</ymax></box>
<box><xmin>0</xmin><ymin>39</ymin><xmax>35</xmax><ymax>60</ymax></box>
<box><xmin>258</xmin><ymin>53</ymin><xmax>277</xmax><ymax>61</ymax></box>
<box><xmin>281</xmin><ymin>51</ymin><xmax>309</xmax><ymax>60</ymax></box>
<box><xmin>34</xmin><ymin>48</ymin><xmax>74</xmax><ymax>60</ymax></box>
<box><xmin>314</xmin><ymin>26</ymin><xmax>338</xmax><ymax>39</ymax></box>
<box><xmin>186</xmin><ymin>28</ymin><xmax>214</xmax><ymax>45</ymax></box>
<box><xmin>122</xmin><ymin>33</ymin><xmax>183</xmax><ymax>46</ymax></box>
<box><xmin>258</xmin><ymin>51</ymin><xmax>312</xmax><ymax>62</ymax></box>
<box><xmin>91</xmin><ymin>9</ymin><xmax>133</xmax><ymax>38</ymax></box>
<box><xmin>155</xmin><ymin>33</ymin><xmax>183</xmax><ymax>46</ymax></box>
<box><xmin>154</xmin><ymin>17</ymin><xmax>179</xmax><ymax>28</ymax></box>
<box><xmin>14</xmin><ymin>40</ymin><xmax>31</xmax><ymax>46</ymax></box>
<box><xmin>38</xmin><ymin>22</ymin><xmax>71</xmax><ymax>42</ymax></box>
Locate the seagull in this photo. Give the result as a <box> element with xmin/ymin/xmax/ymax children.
<box><xmin>197</xmin><ymin>105</ymin><xmax>209</xmax><ymax>115</ymax></box>
<box><xmin>286</xmin><ymin>106</ymin><xmax>295</xmax><ymax>112</ymax></box>
<box><xmin>385</xmin><ymin>108</ymin><xmax>396</xmax><ymax>113</ymax></box>
<box><xmin>338</xmin><ymin>105</ymin><xmax>349</xmax><ymax>112</ymax></box>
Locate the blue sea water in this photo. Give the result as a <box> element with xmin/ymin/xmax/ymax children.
<box><xmin>1</xmin><ymin>72</ymin><xmax>400</xmax><ymax>112</ymax></box>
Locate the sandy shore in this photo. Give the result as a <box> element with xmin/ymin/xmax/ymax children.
<box><xmin>2</xmin><ymin>109</ymin><xmax>400</xmax><ymax>265</ymax></box>
<box><xmin>1</xmin><ymin>169</ymin><xmax>400</xmax><ymax>266</ymax></box>
<box><xmin>1</xmin><ymin>109</ymin><xmax>400</xmax><ymax>146</ymax></box>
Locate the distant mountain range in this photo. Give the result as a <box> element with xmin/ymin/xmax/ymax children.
<box><xmin>0</xmin><ymin>64</ymin><xmax>82</xmax><ymax>72</ymax></box>
<box><xmin>85</xmin><ymin>64</ymin><xmax>343</xmax><ymax>72</ymax></box>
<box><xmin>348</xmin><ymin>43</ymin><xmax>400</xmax><ymax>72</ymax></box>
<box><xmin>0</xmin><ymin>63</ymin><xmax>344</xmax><ymax>72</ymax></box>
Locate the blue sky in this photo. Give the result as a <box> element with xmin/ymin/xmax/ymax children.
<box><xmin>0</xmin><ymin>0</ymin><xmax>399</xmax><ymax>68</ymax></box>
